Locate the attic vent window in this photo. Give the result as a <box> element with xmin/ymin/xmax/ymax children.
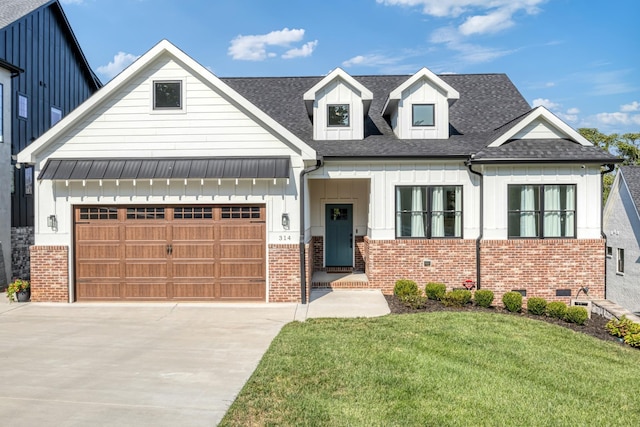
<box><xmin>412</xmin><ymin>104</ymin><xmax>434</xmax><ymax>127</ymax></box>
<box><xmin>328</xmin><ymin>104</ymin><xmax>350</xmax><ymax>127</ymax></box>
<box><xmin>154</xmin><ymin>80</ymin><xmax>182</xmax><ymax>109</ymax></box>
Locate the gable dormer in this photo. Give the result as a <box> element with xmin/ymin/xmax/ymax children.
<box><xmin>382</xmin><ymin>68</ymin><xmax>459</xmax><ymax>139</ymax></box>
<box><xmin>304</xmin><ymin>68</ymin><xmax>372</xmax><ymax>141</ymax></box>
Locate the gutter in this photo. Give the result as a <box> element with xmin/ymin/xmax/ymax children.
<box><xmin>300</xmin><ymin>159</ymin><xmax>323</xmax><ymax>304</ymax></box>
<box><xmin>466</xmin><ymin>160</ymin><xmax>483</xmax><ymax>289</ymax></box>
<box><xmin>601</xmin><ymin>163</ymin><xmax>615</xmax><ymax>299</ymax></box>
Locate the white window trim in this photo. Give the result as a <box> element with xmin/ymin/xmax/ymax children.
<box><xmin>150</xmin><ymin>79</ymin><xmax>186</xmax><ymax>114</ymax></box>
<box><xmin>616</xmin><ymin>248</ymin><xmax>625</xmax><ymax>275</ymax></box>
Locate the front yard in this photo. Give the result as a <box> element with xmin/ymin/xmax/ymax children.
<box><xmin>220</xmin><ymin>311</ymin><xmax>640</xmax><ymax>426</ymax></box>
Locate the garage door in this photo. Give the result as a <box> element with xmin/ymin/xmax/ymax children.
<box><xmin>74</xmin><ymin>205</ymin><xmax>266</xmax><ymax>301</ymax></box>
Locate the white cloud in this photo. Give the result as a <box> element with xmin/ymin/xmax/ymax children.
<box><xmin>342</xmin><ymin>54</ymin><xmax>398</xmax><ymax>68</ymax></box>
<box><xmin>532</xmin><ymin>99</ymin><xmax>580</xmax><ymax>123</ymax></box>
<box><xmin>567</xmin><ymin>107</ymin><xmax>580</xmax><ymax>115</ymax></box>
<box><xmin>532</xmin><ymin>98</ymin><xmax>560</xmax><ymax>110</ymax></box>
<box><xmin>621</xmin><ymin>101</ymin><xmax>640</xmax><ymax>112</ymax></box>
<box><xmin>459</xmin><ymin>7</ymin><xmax>515</xmax><ymax>35</ymax></box>
<box><xmin>228</xmin><ymin>28</ymin><xmax>313</xmax><ymax>61</ymax></box>
<box><xmin>429</xmin><ymin>27</ymin><xmax>514</xmax><ymax>63</ymax></box>
<box><xmin>60</xmin><ymin>0</ymin><xmax>84</xmax><ymax>4</ymax></box>
<box><xmin>282</xmin><ymin>40</ymin><xmax>318</xmax><ymax>59</ymax></box>
<box><xmin>595</xmin><ymin>112</ymin><xmax>640</xmax><ymax>126</ymax></box>
<box><xmin>97</xmin><ymin>52</ymin><xmax>139</xmax><ymax>79</ymax></box>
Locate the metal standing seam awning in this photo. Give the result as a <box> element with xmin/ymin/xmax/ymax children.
<box><xmin>38</xmin><ymin>157</ymin><xmax>291</xmax><ymax>180</ymax></box>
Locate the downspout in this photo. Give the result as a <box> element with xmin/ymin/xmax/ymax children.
<box><xmin>300</xmin><ymin>159</ymin><xmax>323</xmax><ymax>304</ymax></box>
<box><xmin>466</xmin><ymin>159</ymin><xmax>483</xmax><ymax>289</ymax></box>
<box><xmin>601</xmin><ymin>163</ymin><xmax>615</xmax><ymax>299</ymax></box>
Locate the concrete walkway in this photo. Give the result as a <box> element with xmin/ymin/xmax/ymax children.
<box><xmin>0</xmin><ymin>290</ymin><xmax>389</xmax><ymax>426</ymax></box>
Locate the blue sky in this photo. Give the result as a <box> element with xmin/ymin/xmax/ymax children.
<box><xmin>60</xmin><ymin>0</ymin><xmax>639</xmax><ymax>135</ymax></box>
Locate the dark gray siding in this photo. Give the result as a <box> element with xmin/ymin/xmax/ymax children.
<box><xmin>0</xmin><ymin>1</ymin><xmax>99</xmax><ymax>226</ymax></box>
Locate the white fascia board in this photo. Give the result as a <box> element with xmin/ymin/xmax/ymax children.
<box><xmin>18</xmin><ymin>39</ymin><xmax>317</xmax><ymax>163</ymax></box>
<box><xmin>382</xmin><ymin>67</ymin><xmax>460</xmax><ymax>116</ymax></box>
<box><xmin>488</xmin><ymin>106</ymin><xmax>592</xmax><ymax>148</ymax></box>
<box><xmin>303</xmin><ymin>67</ymin><xmax>373</xmax><ymax>115</ymax></box>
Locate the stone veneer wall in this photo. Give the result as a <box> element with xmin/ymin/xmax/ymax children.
<box><xmin>11</xmin><ymin>226</ymin><xmax>34</xmax><ymax>280</ymax></box>
<box><xmin>29</xmin><ymin>245</ymin><xmax>69</xmax><ymax>302</ymax></box>
<box><xmin>480</xmin><ymin>239</ymin><xmax>605</xmax><ymax>303</ymax></box>
<box><xmin>365</xmin><ymin>237</ymin><xmax>477</xmax><ymax>294</ymax></box>
<box><xmin>268</xmin><ymin>243</ymin><xmax>310</xmax><ymax>303</ymax></box>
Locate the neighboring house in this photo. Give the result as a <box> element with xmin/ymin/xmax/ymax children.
<box><xmin>0</xmin><ymin>0</ymin><xmax>101</xmax><ymax>286</ymax></box>
<box><xmin>18</xmin><ymin>40</ymin><xmax>618</xmax><ymax>303</ymax></box>
<box><xmin>603</xmin><ymin>166</ymin><xmax>640</xmax><ymax>314</ymax></box>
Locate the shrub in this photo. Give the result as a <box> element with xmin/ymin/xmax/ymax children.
<box><xmin>565</xmin><ymin>306</ymin><xmax>588</xmax><ymax>325</ymax></box>
<box><xmin>394</xmin><ymin>280</ymin><xmax>419</xmax><ymax>299</ymax></box>
<box><xmin>441</xmin><ymin>289</ymin><xmax>472</xmax><ymax>307</ymax></box>
<box><xmin>547</xmin><ymin>301</ymin><xmax>568</xmax><ymax>319</ymax></box>
<box><xmin>624</xmin><ymin>333</ymin><xmax>640</xmax><ymax>348</ymax></box>
<box><xmin>606</xmin><ymin>316</ymin><xmax>640</xmax><ymax>338</ymax></box>
<box><xmin>502</xmin><ymin>291</ymin><xmax>522</xmax><ymax>313</ymax></box>
<box><xmin>400</xmin><ymin>294</ymin><xmax>428</xmax><ymax>310</ymax></box>
<box><xmin>425</xmin><ymin>282</ymin><xmax>446</xmax><ymax>301</ymax></box>
<box><xmin>526</xmin><ymin>297</ymin><xmax>547</xmax><ymax>316</ymax></box>
<box><xmin>474</xmin><ymin>289</ymin><xmax>494</xmax><ymax>308</ymax></box>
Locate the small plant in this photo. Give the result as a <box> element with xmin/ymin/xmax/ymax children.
<box><xmin>565</xmin><ymin>306</ymin><xmax>588</xmax><ymax>325</ymax></box>
<box><xmin>606</xmin><ymin>316</ymin><xmax>640</xmax><ymax>338</ymax></box>
<box><xmin>394</xmin><ymin>279</ymin><xmax>419</xmax><ymax>299</ymax></box>
<box><xmin>425</xmin><ymin>282</ymin><xmax>446</xmax><ymax>301</ymax></box>
<box><xmin>546</xmin><ymin>301</ymin><xmax>568</xmax><ymax>319</ymax></box>
<box><xmin>527</xmin><ymin>297</ymin><xmax>547</xmax><ymax>316</ymax></box>
<box><xmin>441</xmin><ymin>289</ymin><xmax>472</xmax><ymax>307</ymax></box>
<box><xmin>502</xmin><ymin>291</ymin><xmax>522</xmax><ymax>313</ymax></box>
<box><xmin>474</xmin><ymin>289</ymin><xmax>494</xmax><ymax>308</ymax></box>
<box><xmin>401</xmin><ymin>294</ymin><xmax>428</xmax><ymax>309</ymax></box>
<box><xmin>624</xmin><ymin>332</ymin><xmax>640</xmax><ymax>348</ymax></box>
<box><xmin>6</xmin><ymin>278</ymin><xmax>30</xmax><ymax>302</ymax></box>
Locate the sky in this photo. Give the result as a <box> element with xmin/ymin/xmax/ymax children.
<box><xmin>59</xmin><ymin>0</ymin><xmax>640</xmax><ymax>135</ymax></box>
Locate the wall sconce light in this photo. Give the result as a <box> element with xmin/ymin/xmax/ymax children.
<box><xmin>47</xmin><ymin>214</ymin><xmax>58</xmax><ymax>231</ymax></box>
<box><xmin>281</xmin><ymin>213</ymin><xmax>290</xmax><ymax>230</ymax></box>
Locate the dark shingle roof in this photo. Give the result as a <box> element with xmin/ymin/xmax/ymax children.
<box><xmin>473</xmin><ymin>139</ymin><xmax>619</xmax><ymax>163</ymax></box>
<box><xmin>620</xmin><ymin>166</ymin><xmax>640</xmax><ymax>214</ymax></box>
<box><xmin>0</xmin><ymin>0</ymin><xmax>51</xmax><ymax>28</ymax></box>
<box><xmin>221</xmin><ymin>73</ymin><xmax>616</xmax><ymax>163</ymax></box>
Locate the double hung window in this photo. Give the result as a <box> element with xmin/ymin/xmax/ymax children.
<box><xmin>396</xmin><ymin>186</ymin><xmax>462</xmax><ymax>238</ymax></box>
<box><xmin>508</xmin><ymin>184</ymin><xmax>576</xmax><ymax>238</ymax></box>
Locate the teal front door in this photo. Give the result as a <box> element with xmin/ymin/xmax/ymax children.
<box><xmin>325</xmin><ymin>204</ymin><xmax>353</xmax><ymax>267</ymax></box>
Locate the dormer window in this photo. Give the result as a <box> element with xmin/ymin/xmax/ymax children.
<box><xmin>154</xmin><ymin>80</ymin><xmax>182</xmax><ymax>110</ymax></box>
<box><xmin>328</xmin><ymin>104</ymin><xmax>350</xmax><ymax>127</ymax></box>
<box><xmin>412</xmin><ymin>104</ymin><xmax>434</xmax><ymax>127</ymax></box>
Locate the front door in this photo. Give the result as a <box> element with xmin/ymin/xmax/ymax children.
<box><xmin>325</xmin><ymin>204</ymin><xmax>353</xmax><ymax>267</ymax></box>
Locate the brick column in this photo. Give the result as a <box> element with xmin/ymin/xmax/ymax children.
<box><xmin>29</xmin><ymin>245</ymin><xmax>69</xmax><ymax>302</ymax></box>
<box><xmin>268</xmin><ymin>244</ymin><xmax>302</xmax><ymax>303</ymax></box>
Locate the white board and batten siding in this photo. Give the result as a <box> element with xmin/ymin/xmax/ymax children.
<box><xmin>393</xmin><ymin>79</ymin><xmax>450</xmax><ymax>140</ymax></box>
<box><xmin>513</xmin><ymin>119</ymin><xmax>567</xmax><ymax>140</ymax></box>
<box><xmin>312</xmin><ymin>78</ymin><xmax>365</xmax><ymax>141</ymax></box>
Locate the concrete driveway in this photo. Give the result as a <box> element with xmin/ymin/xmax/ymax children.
<box><xmin>0</xmin><ymin>290</ymin><xmax>389</xmax><ymax>426</ymax></box>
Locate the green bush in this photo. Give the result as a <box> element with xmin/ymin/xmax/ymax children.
<box><xmin>394</xmin><ymin>279</ymin><xmax>419</xmax><ymax>298</ymax></box>
<box><xmin>565</xmin><ymin>306</ymin><xmax>588</xmax><ymax>325</ymax></box>
<box><xmin>624</xmin><ymin>333</ymin><xmax>640</xmax><ymax>348</ymax></box>
<box><xmin>441</xmin><ymin>289</ymin><xmax>472</xmax><ymax>307</ymax></box>
<box><xmin>606</xmin><ymin>316</ymin><xmax>640</xmax><ymax>338</ymax></box>
<box><xmin>425</xmin><ymin>282</ymin><xmax>446</xmax><ymax>301</ymax></box>
<box><xmin>546</xmin><ymin>301</ymin><xmax>568</xmax><ymax>319</ymax></box>
<box><xmin>502</xmin><ymin>292</ymin><xmax>522</xmax><ymax>313</ymax></box>
<box><xmin>474</xmin><ymin>289</ymin><xmax>494</xmax><ymax>308</ymax></box>
<box><xmin>400</xmin><ymin>294</ymin><xmax>428</xmax><ymax>310</ymax></box>
<box><xmin>526</xmin><ymin>297</ymin><xmax>547</xmax><ymax>316</ymax></box>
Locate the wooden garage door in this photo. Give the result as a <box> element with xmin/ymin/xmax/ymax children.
<box><xmin>74</xmin><ymin>205</ymin><xmax>266</xmax><ymax>301</ymax></box>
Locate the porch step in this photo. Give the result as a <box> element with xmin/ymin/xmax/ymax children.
<box><xmin>311</xmin><ymin>271</ymin><xmax>370</xmax><ymax>289</ymax></box>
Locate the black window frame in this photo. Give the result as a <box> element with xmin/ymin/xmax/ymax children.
<box><xmin>153</xmin><ymin>80</ymin><xmax>182</xmax><ymax>110</ymax></box>
<box><xmin>507</xmin><ymin>184</ymin><xmax>577</xmax><ymax>239</ymax></box>
<box><xmin>395</xmin><ymin>185</ymin><xmax>463</xmax><ymax>239</ymax></box>
<box><xmin>327</xmin><ymin>104</ymin><xmax>350</xmax><ymax>127</ymax></box>
<box><xmin>617</xmin><ymin>248</ymin><xmax>625</xmax><ymax>274</ymax></box>
<box><xmin>412</xmin><ymin>104</ymin><xmax>435</xmax><ymax>127</ymax></box>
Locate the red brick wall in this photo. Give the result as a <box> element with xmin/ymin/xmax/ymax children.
<box><xmin>312</xmin><ymin>236</ymin><xmax>323</xmax><ymax>271</ymax></box>
<box><xmin>365</xmin><ymin>237</ymin><xmax>477</xmax><ymax>294</ymax></box>
<box><xmin>480</xmin><ymin>239</ymin><xmax>605</xmax><ymax>303</ymax></box>
<box><xmin>29</xmin><ymin>245</ymin><xmax>69</xmax><ymax>302</ymax></box>
<box><xmin>268</xmin><ymin>243</ymin><xmax>308</xmax><ymax>303</ymax></box>
<box><xmin>355</xmin><ymin>236</ymin><xmax>365</xmax><ymax>272</ymax></box>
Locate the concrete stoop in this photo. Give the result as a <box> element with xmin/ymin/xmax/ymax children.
<box><xmin>591</xmin><ymin>299</ymin><xmax>640</xmax><ymax>324</ymax></box>
<box><xmin>311</xmin><ymin>271</ymin><xmax>370</xmax><ymax>289</ymax></box>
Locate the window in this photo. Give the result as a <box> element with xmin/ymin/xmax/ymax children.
<box><xmin>79</xmin><ymin>207</ymin><xmax>118</xmax><ymax>220</ymax></box>
<box><xmin>508</xmin><ymin>184</ymin><xmax>576</xmax><ymax>238</ymax></box>
<box><xmin>412</xmin><ymin>104</ymin><xmax>435</xmax><ymax>126</ymax></box>
<box><xmin>617</xmin><ymin>248</ymin><xmax>625</xmax><ymax>274</ymax></box>
<box><xmin>327</xmin><ymin>104</ymin><xmax>350</xmax><ymax>127</ymax></box>
<box><xmin>51</xmin><ymin>107</ymin><xmax>62</xmax><ymax>126</ymax></box>
<box><xmin>24</xmin><ymin>166</ymin><xmax>33</xmax><ymax>195</ymax></box>
<box><xmin>18</xmin><ymin>93</ymin><xmax>28</xmax><ymax>119</ymax></box>
<box><xmin>127</xmin><ymin>207</ymin><xmax>165</xmax><ymax>219</ymax></box>
<box><xmin>221</xmin><ymin>206</ymin><xmax>261</xmax><ymax>219</ymax></box>
<box><xmin>606</xmin><ymin>246</ymin><xmax>613</xmax><ymax>258</ymax></box>
<box><xmin>153</xmin><ymin>81</ymin><xmax>182</xmax><ymax>109</ymax></box>
<box><xmin>396</xmin><ymin>186</ymin><xmax>462</xmax><ymax>238</ymax></box>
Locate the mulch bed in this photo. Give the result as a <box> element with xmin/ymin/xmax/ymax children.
<box><xmin>384</xmin><ymin>295</ymin><xmax>623</xmax><ymax>344</ymax></box>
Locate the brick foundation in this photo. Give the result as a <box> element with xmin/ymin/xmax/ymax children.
<box><xmin>268</xmin><ymin>243</ymin><xmax>310</xmax><ymax>303</ymax></box>
<box><xmin>29</xmin><ymin>245</ymin><xmax>69</xmax><ymax>302</ymax></box>
<box><xmin>365</xmin><ymin>237</ymin><xmax>477</xmax><ymax>294</ymax></box>
<box><xmin>311</xmin><ymin>235</ymin><xmax>365</xmax><ymax>272</ymax></box>
<box><xmin>480</xmin><ymin>239</ymin><xmax>605</xmax><ymax>303</ymax></box>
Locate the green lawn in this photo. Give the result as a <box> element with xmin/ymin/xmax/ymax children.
<box><xmin>220</xmin><ymin>312</ymin><xmax>640</xmax><ymax>427</ymax></box>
